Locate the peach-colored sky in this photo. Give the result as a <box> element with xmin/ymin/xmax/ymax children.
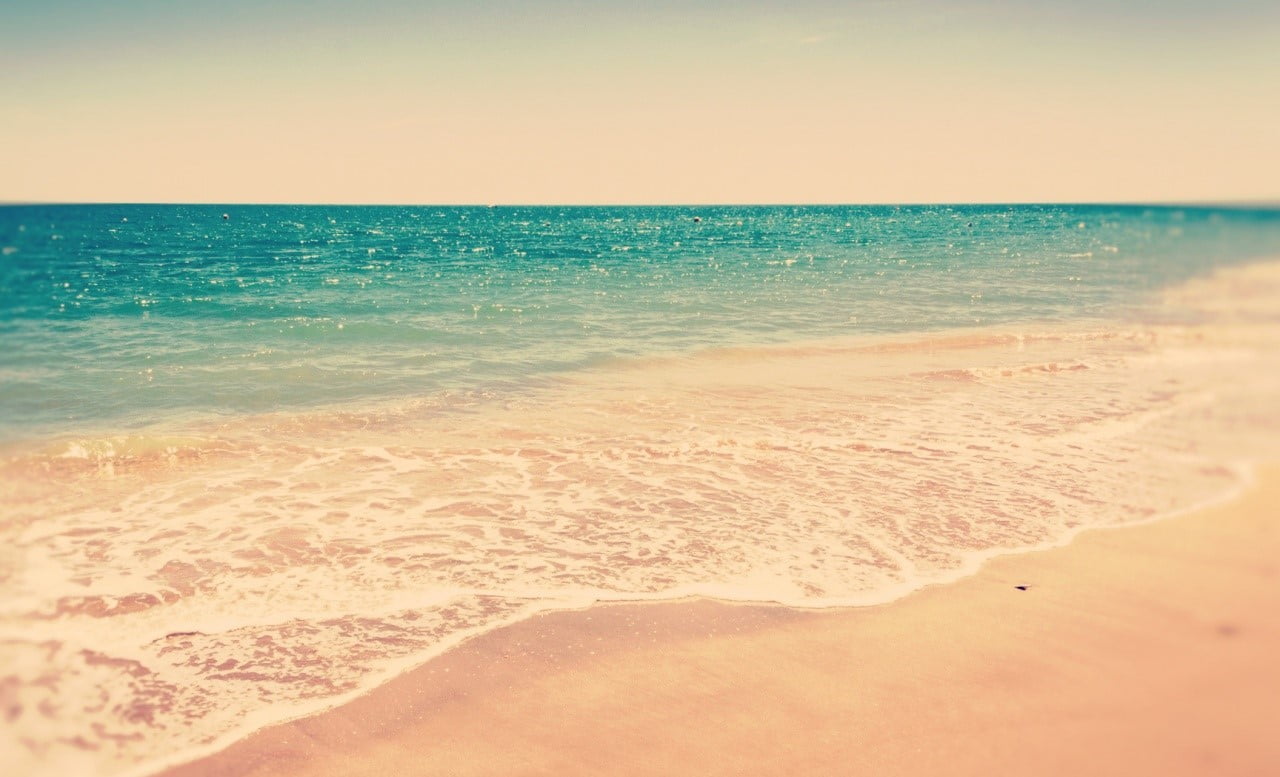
<box><xmin>2</xmin><ymin>1</ymin><xmax>1278</xmax><ymax>204</ymax></box>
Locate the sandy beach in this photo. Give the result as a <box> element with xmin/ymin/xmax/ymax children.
<box><xmin>6</xmin><ymin>0</ymin><xmax>1280</xmax><ymax>768</ymax></box>
<box><xmin>159</xmin><ymin>465</ymin><xmax>1280</xmax><ymax>777</ymax></box>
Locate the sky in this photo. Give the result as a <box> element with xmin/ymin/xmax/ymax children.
<box><xmin>2</xmin><ymin>0</ymin><xmax>1278</xmax><ymax>205</ymax></box>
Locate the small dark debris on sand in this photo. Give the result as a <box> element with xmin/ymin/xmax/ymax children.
<box><xmin>160</xmin><ymin>631</ymin><xmax>205</xmax><ymax>640</ymax></box>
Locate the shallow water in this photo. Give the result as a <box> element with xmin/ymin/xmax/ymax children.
<box><xmin>2</xmin><ymin>205</ymin><xmax>1280</xmax><ymax>776</ymax></box>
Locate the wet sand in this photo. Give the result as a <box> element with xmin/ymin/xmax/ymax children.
<box><xmin>162</xmin><ymin>466</ymin><xmax>1280</xmax><ymax>777</ymax></box>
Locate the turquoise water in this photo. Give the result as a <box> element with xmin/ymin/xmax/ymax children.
<box><xmin>4</xmin><ymin>204</ymin><xmax>1279</xmax><ymax>445</ymax></box>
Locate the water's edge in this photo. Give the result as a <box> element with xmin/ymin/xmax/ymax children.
<box><xmin>135</xmin><ymin>457</ymin><xmax>1260</xmax><ymax>777</ymax></box>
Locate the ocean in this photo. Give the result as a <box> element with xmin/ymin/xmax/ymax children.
<box><xmin>3</xmin><ymin>203</ymin><xmax>1280</xmax><ymax>776</ymax></box>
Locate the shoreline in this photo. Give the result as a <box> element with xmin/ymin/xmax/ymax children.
<box><xmin>158</xmin><ymin>464</ymin><xmax>1280</xmax><ymax>777</ymax></box>
<box><xmin>129</xmin><ymin>461</ymin><xmax>1256</xmax><ymax>777</ymax></box>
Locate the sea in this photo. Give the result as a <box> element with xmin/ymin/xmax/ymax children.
<box><xmin>3</xmin><ymin>203</ymin><xmax>1280</xmax><ymax>776</ymax></box>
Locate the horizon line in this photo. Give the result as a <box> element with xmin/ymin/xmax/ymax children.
<box><xmin>4</xmin><ymin>198</ymin><xmax>1280</xmax><ymax>210</ymax></box>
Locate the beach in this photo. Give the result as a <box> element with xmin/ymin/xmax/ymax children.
<box><xmin>4</xmin><ymin>206</ymin><xmax>1280</xmax><ymax>776</ymax></box>
<box><xmin>161</xmin><ymin>467</ymin><xmax>1280</xmax><ymax>777</ymax></box>
<box><xmin>5</xmin><ymin>0</ymin><xmax>1280</xmax><ymax>770</ymax></box>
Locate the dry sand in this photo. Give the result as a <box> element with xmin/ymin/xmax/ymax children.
<box><xmin>162</xmin><ymin>467</ymin><xmax>1280</xmax><ymax>777</ymax></box>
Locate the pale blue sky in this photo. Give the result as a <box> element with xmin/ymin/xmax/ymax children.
<box><xmin>3</xmin><ymin>1</ymin><xmax>1278</xmax><ymax>203</ymax></box>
